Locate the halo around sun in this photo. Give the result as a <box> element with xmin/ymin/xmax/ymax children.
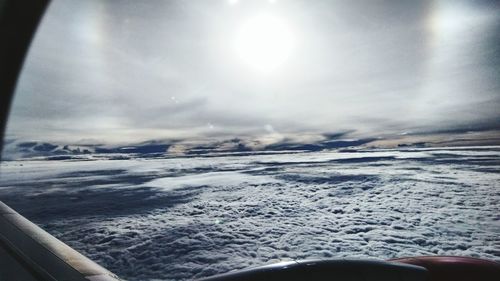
<box><xmin>233</xmin><ymin>14</ymin><xmax>295</xmax><ymax>73</ymax></box>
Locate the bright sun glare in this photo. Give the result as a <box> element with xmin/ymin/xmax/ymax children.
<box><xmin>234</xmin><ymin>14</ymin><xmax>294</xmax><ymax>73</ymax></box>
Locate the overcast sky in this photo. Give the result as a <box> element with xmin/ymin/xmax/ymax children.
<box><xmin>6</xmin><ymin>0</ymin><xmax>500</xmax><ymax>144</ymax></box>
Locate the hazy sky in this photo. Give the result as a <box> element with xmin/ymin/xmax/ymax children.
<box><xmin>6</xmin><ymin>0</ymin><xmax>500</xmax><ymax>144</ymax></box>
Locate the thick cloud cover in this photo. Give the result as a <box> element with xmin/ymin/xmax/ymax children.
<box><xmin>2</xmin><ymin>1</ymin><xmax>499</xmax><ymax>280</ymax></box>
<box><xmin>1</xmin><ymin>147</ymin><xmax>498</xmax><ymax>280</ymax></box>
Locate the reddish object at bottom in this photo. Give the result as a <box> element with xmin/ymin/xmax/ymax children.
<box><xmin>391</xmin><ymin>256</ymin><xmax>500</xmax><ymax>281</ymax></box>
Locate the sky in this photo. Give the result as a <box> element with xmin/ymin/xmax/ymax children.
<box><xmin>5</xmin><ymin>0</ymin><xmax>500</xmax><ymax>145</ymax></box>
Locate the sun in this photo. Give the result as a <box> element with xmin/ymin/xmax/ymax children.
<box><xmin>234</xmin><ymin>14</ymin><xmax>295</xmax><ymax>73</ymax></box>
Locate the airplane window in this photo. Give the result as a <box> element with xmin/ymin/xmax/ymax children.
<box><xmin>1</xmin><ymin>1</ymin><xmax>499</xmax><ymax>280</ymax></box>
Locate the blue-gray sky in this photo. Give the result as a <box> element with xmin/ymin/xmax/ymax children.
<box><xmin>6</xmin><ymin>0</ymin><xmax>500</xmax><ymax>144</ymax></box>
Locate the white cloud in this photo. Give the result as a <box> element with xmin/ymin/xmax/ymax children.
<box><xmin>6</xmin><ymin>0</ymin><xmax>500</xmax><ymax>144</ymax></box>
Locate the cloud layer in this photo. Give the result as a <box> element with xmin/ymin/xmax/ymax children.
<box><xmin>1</xmin><ymin>147</ymin><xmax>499</xmax><ymax>280</ymax></box>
